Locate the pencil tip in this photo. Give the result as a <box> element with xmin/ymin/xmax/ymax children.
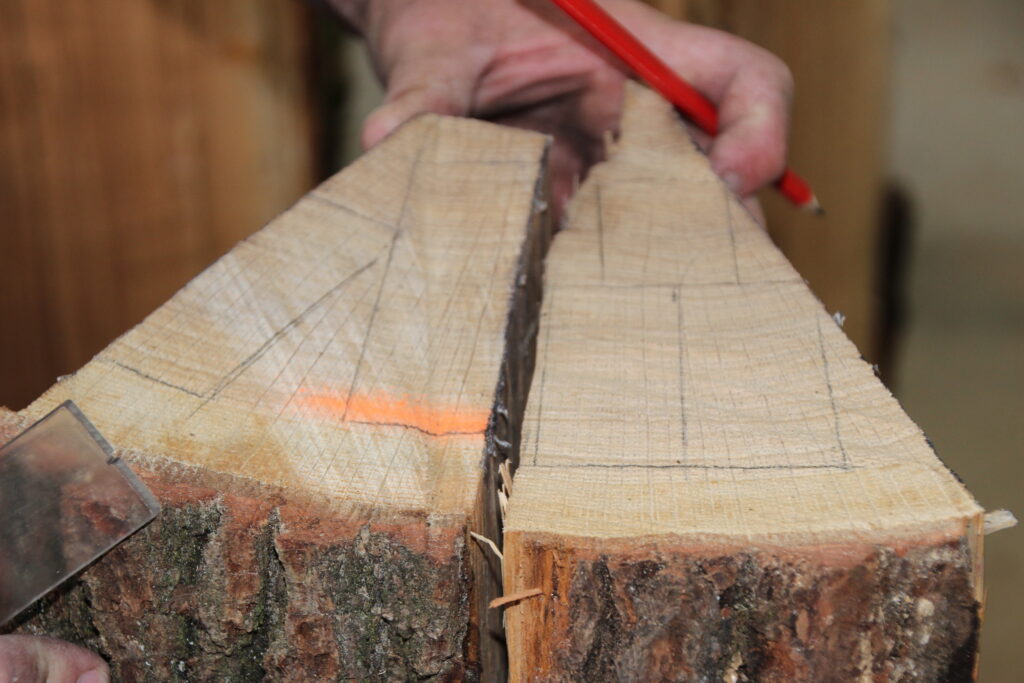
<box><xmin>803</xmin><ymin>195</ymin><xmax>825</xmax><ymax>216</ymax></box>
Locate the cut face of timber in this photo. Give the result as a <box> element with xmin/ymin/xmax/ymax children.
<box><xmin>2</xmin><ymin>84</ymin><xmax>986</xmax><ymax>680</ymax></box>
<box><xmin>4</xmin><ymin>114</ymin><xmax>550</xmax><ymax>679</ymax></box>
<box><xmin>502</xmin><ymin>85</ymin><xmax>984</xmax><ymax>681</ymax></box>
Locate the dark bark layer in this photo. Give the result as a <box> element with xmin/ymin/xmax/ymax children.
<box><xmin>7</xmin><ymin>465</ymin><xmax>470</xmax><ymax>681</ymax></box>
<box><xmin>507</xmin><ymin>533</ymin><xmax>980</xmax><ymax>682</ymax></box>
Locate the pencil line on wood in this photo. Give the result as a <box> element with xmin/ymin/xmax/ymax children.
<box><xmin>553</xmin><ymin>279</ymin><xmax>804</xmax><ymax>290</ymax></box>
<box><xmin>816</xmin><ymin>313</ymin><xmax>851</xmax><ymax>470</ymax></box>
<box><xmin>532</xmin><ymin>290</ymin><xmax>555</xmax><ymax>467</ymax></box>
<box><xmin>674</xmin><ymin>287</ymin><xmax>687</xmax><ymax>460</ymax></box>
<box><xmin>108</xmin><ymin>361</ymin><xmax>203</xmax><ymax>399</ymax></box>
<box><xmin>527</xmin><ymin>462</ymin><xmax>855</xmax><ymax>471</ymax></box>
<box><xmin>596</xmin><ymin>183</ymin><xmax>606</xmax><ymax>283</ymax></box>
<box><xmin>309</xmin><ymin>192</ymin><xmax>397</xmax><ymax>230</ymax></box>
<box><xmin>722</xmin><ymin>185</ymin><xmax>741</xmax><ymax>285</ymax></box>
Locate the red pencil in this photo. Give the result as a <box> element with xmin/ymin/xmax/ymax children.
<box><xmin>550</xmin><ymin>0</ymin><xmax>821</xmax><ymax>212</ymax></box>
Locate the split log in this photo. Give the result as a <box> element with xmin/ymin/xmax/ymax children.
<box><xmin>501</xmin><ymin>86</ymin><xmax>984</xmax><ymax>681</ymax></box>
<box><xmin>3</xmin><ymin>114</ymin><xmax>551</xmax><ymax>680</ymax></box>
<box><xmin>2</xmin><ymin>83</ymin><xmax>986</xmax><ymax>681</ymax></box>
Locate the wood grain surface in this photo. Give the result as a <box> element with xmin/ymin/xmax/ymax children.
<box><xmin>647</xmin><ymin>0</ymin><xmax>891</xmax><ymax>360</ymax></box>
<box><xmin>10</xmin><ymin>113</ymin><xmax>551</xmax><ymax>680</ymax></box>
<box><xmin>501</xmin><ymin>85</ymin><xmax>982</xmax><ymax>681</ymax></box>
<box><xmin>23</xmin><ymin>112</ymin><xmax>548</xmax><ymax>524</ymax></box>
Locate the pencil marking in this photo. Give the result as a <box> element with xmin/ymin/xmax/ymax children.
<box><xmin>184</xmin><ymin>258</ymin><xmax>378</xmax><ymax>417</ymax></box>
<box><xmin>817</xmin><ymin>314</ymin><xmax>851</xmax><ymax>469</ymax></box>
<box><xmin>596</xmin><ymin>183</ymin><xmax>606</xmax><ymax>283</ymax></box>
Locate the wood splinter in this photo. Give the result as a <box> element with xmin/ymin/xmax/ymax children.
<box><xmin>983</xmin><ymin>509</ymin><xmax>1017</xmax><ymax>535</ymax></box>
<box><xmin>489</xmin><ymin>588</ymin><xmax>544</xmax><ymax>610</ymax></box>
<box><xmin>470</xmin><ymin>531</ymin><xmax>504</xmax><ymax>563</ymax></box>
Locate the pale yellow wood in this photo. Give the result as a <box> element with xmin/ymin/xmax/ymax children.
<box><xmin>500</xmin><ymin>85</ymin><xmax>982</xmax><ymax>681</ymax></box>
<box><xmin>23</xmin><ymin>115</ymin><xmax>548</xmax><ymax>519</ymax></box>
<box><xmin>645</xmin><ymin>0</ymin><xmax>891</xmax><ymax>359</ymax></box>
<box><xmin>506</xmin><ymin>85</ymin><xmax>980</xmax><ymax>544</ymax></box>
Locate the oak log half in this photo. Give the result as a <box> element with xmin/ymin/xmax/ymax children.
<box><xmin>2</xmin><ymin>115</ymin><xmax>551</xmax><ymax>680</ymax></box>
<box><xmin>1</xmin><ymin>84</ymin><xmax>984</xmax><ymax>681</ymax></box>
<box><xmin>502</xmin><ymin>85</ymin><xmax>983</xmax><ymax>681</ymax></box>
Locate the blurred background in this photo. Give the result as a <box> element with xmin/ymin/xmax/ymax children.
<box><xmin>0</xmin><ymin>0</ymin><xmax>1019</xmax><ymax>677</ymax></box>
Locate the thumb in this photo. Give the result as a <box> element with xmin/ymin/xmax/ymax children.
<box><xmin>362</xmin><ymin>57</ymin><xmax>481</xmax><ymax>150</ymax></box>
<box><xmin>361</xmin><ymin>56</ymin><xmax>479</xmax><ymax>150</ymax></box>
<box><xmin>0</xmin><ymin>634</ymin><xmax>109</xmax><ymax>683</ymax></box>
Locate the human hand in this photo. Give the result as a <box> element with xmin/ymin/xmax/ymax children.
<box><xmin>0</xmin><ymin>635</ymin><xmax>108</xmax><ymax>683</ymax></box>
<box><xmin>336</xmin><ymin>0</ymin><xmax>792</xmax><ymax>214</ymax></box>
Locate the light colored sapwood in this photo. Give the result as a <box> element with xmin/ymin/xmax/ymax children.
<box><xmin>508</xmin><ymin>84</ymin><xmax>979</xmax><ymax>542</ymax></box>
<box><xmin>503</xmin><ymin>85</ymin><xmax>982</xmax><ymax>681</ymax></box>
<box><xmin>25</xmin><ymin>115</ymin><xmax>547</xmax><ymax>520</ymax></box>
<box><xmin>10</xmin><ymin>112</ymin><xmax>549</xmax><ymax>679</ymax></box>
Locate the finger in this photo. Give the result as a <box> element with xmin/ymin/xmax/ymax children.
<box><xmin>0</xmin><ymin>635</ymin><xmax>109</xmax><ymax>683</ymax></box>
<box><xmin>361</xmin><ymin>60</ymin><xmax>479</xmax><ymax>149</ymax></box>
<box><xmin>706</xmin><ymin>57</ymin><xmax>792</xmax><ymax>196</ymax></box>
<box><xmin>608</xmin><ymin>7</ymin><xmax>792</xmax><ymax>195</ymax></box>
<box><xmin>360</xmin><ymin>9</ymin><xmax>486</xmax><ymax>150</ymax></box>
<box><xmin>598</xmin><ymin>3</ymin><xmax>762</xmax><ymax>99</ymax></box>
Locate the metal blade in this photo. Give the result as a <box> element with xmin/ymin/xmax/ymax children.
<box><xmin>0</xmin><ymin>401</ymin><xmax>160</xmax><ymax>625</ymax></box>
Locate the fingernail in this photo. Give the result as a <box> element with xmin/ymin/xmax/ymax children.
<box><xmin>77</xmin><ymin>669</ymin><xmax>109</xmax><ymax>683</ymax></box>
<box><xmin>720</xmin><ymin>172</ymin><xmax>743</xmax><ymax>196</ymax></box>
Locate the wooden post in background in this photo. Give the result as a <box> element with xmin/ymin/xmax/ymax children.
<box><xmin>0</xmin><ymin>0</ymin><xmax>319</xmax><ymax>409</ymax></box>
<box><xmin>646</xmin><ymin>0</ymin><xmax>891</xmax><ymax>360</ymax></box>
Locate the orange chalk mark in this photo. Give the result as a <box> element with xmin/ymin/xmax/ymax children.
<box><xmin>297</xmin><ymin>389</ymin><xmax>489</xmax><ymax>437</ymax></box>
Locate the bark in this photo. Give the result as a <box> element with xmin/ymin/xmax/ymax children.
<box><xmin>6</xmin><ymin>458</ymin><xmax>471</xmax><ymax>681</ymax></box>
<box><xmin>505</xmin><ymin>533</ymin><xmax>980</xmax><ymax>682</ymax></box>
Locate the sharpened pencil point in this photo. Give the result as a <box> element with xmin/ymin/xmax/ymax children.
<box><xmin>804</xmin><ymin>195</ymin><xmax>825</xmax><ymax>216</ymax></box>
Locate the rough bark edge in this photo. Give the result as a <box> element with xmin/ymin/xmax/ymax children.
<box><xmin>504</xmin><ymin>524</ymin><xmax>983</xmax><ymax>682</ymax></box>
<box><xmin>0</xmin><ymin>438</ymin><xmax>473</xmax><ymax>682</ymax></box>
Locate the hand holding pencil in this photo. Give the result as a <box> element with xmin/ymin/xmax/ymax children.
<box><xmin>344</xmin><ymin>0</ymin><xmax>803</xmax><ymax>214</ymax></box>
<box><xmin>548</xmin><ymin>0</ymin><xmax>819</xmax><ymax>212</ymax></box>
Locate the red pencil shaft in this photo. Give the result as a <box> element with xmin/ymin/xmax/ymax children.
<box><xmin>551</xmin><ymin>0</ymin><xmax>719</xmax><ymax>135</ymax></box>
<box><xmin>774</xmin><ymin>168</ymin><xmax>813</xmax><ymax>206</ymax></box>
<box><xmin>550</xmin><ymin>0</ymin><xmax>818</xmax><ymax>210</ymax></box>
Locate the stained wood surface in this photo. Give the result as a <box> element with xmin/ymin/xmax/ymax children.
<box><xmin>502</xmin><ymin>85</ymin><xmax>982</xmax><ymax>680</ymax></box>
<box><xmin>0</xmin><ymin>0</ymin><xmax>318</xmax><ymax>410</ymax></box>
<box><xmin>10</xmin><ymin>114</ymin><xmax>550</xmax><ymax>679</ymax></box>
